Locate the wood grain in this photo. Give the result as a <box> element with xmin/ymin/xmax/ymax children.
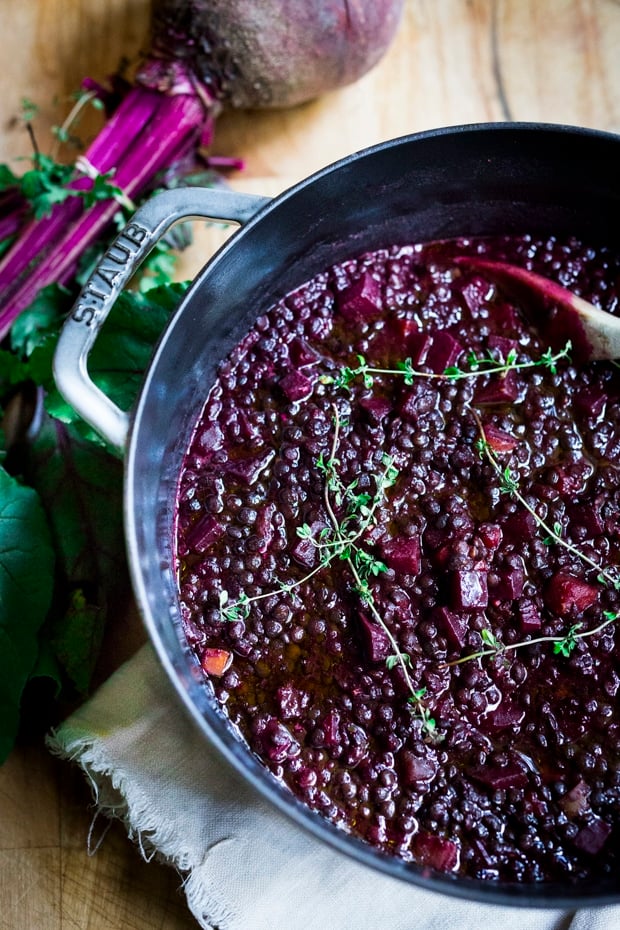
<box><xmin>1</xmin><ymin>1</ymin><xmax>620</xmax><ymax>928</ymax></box>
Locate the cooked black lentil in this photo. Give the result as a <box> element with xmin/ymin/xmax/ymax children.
<box><xmin>175</xmin><ymin>235</ymin><xmax>620</xmax><ymax>884</ymax></box>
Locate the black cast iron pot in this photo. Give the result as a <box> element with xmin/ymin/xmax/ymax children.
<box><xmin>54</xmin><ymin>122</ymin><xmax>620</xmax><ymax>907</ymax></box>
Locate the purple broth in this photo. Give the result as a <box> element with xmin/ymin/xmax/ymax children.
<box><xmin>174</xmin><ymin>234</ymin><xmax>620</xmax><ymax>885</ymax></box>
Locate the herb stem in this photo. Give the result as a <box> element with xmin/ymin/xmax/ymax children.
<box><xmin>473</xmin><ymin>410</ymin><xmax>619</xmax><ymax>590</ymax></box>
<box><xmin>50</xmin><ymin>89</ymin><xmax>99</xmax><ymax>161</ymax></box>
<box><xmin>441</xmin><ymin>612</ymin><xmax>618</xmax><ymax>668</ymax></box>
<box><xmin>324</xmin><ymin>404</ymin><xmax>435</xmax><ymax>734</ymax></box>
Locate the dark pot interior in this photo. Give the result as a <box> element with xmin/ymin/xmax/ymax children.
<box><xmin>125</xmin><ymin>123</ymin><xmax>620</xmax><ymax>907</ymax></box>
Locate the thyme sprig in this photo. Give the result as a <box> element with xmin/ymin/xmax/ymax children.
<box><xmin>442</xmin><ymin>412</ymin><xmax>620</xmax><ymax>668</ymax></box>
<box><xmin>321</xmin><ymin>341</ymin><xmax>572</xmax><ymax>391</ymax></box>
<box><xmin>474</xmin><ymin>411</ymin><xmax>620</xmax><ymax>592</ymax></box>
<box><xmin>219</xmin><ymin>405</ymin><xmax>439</xmax><ymax>740</ymax></box>
<box><xmin>321</xmin><ymin>405</ymin><xmax>438</xmax><ymax>739</ymax></box>
<box><xmin>443</xmin><ymin>613</ymin><xmax>619</xmax><ymax>668</ymax></box>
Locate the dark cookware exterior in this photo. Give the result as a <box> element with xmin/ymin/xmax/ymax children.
<box><xmin>54</xmin><ymin>123</ymin><xmax>620</xmax><ymax>907</ymax></box>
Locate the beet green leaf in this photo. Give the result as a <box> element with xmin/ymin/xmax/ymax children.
<box><xmin>0</xmin><ymin>467</ymin><xmax>55</xmax><ymax>762</ymax></box>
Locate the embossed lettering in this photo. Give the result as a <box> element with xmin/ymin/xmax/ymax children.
<box><xmin>123</xmin><ymin>223</ymin><xmax>148</xmax><ymax>247</ymax></box>
<box><xmin>95</xmin><ymin>266</ymin><xmax>121</xmax><ymax>289</ymax></box>
<box><xmin>70</xmin><ymin>221</ymin><xmax>150</xmax><ymax>326</ymax></box>
<box><xmin>72</xmin><ymin>303</ymin><xmax>97</xmax><ymax>325</ymax></box>
<box><xmin>106</xmin><ymin>242</ymin><xmax>132</xmax><ymax>265</ymax></box>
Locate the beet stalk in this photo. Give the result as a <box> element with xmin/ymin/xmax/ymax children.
<box><xmin>0</xmin><ymin>0</ymin><xmax>404</xmax><ymax>337</ymax></box>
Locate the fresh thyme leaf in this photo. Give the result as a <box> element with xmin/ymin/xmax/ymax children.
<box><xmin>397</xmin><ymin>358</ymin><xmax>415</xmax><ymax>385</ymax></box>
<box><xmin>553</xmin><ymin>622</ymin><xmax>583</xmax><ymax>658</ymax></box>
<box><xmin>499</xmin><ymin>465</ymin><xmax>519</xmax><ymax>496</ymax></box>
<box><xmin>481</xmin><ymin>628</ymin><xmax>502</xmax><ymax>650</ymax></box>
<box><xmin>386</xmin><ymin>652</ymin><xmax>411</xmax><ymax>670</ymax></box>
<box><xmin>475</xmin><ymin>436</ymin><xmax>488</xmax><ymax>458</ymax></box>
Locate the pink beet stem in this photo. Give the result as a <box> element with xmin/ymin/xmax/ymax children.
<box><xmin>0</xmin><ymin>211</ymin><xmax>26</xmax><ymax>243</ymax></box>
<box><xmin>0</xmin><ymin>190</ymin><xmax>29</xmax><ymax>241</ymax></box>
<box><xmin>0</xmin><ymin>87</ymin><xmax>163</xmax><ymax>298</ymax></box>
<box><xmin>0</xmin><ymin>92</ymin><xmax>208</xmax><ymax>336</ymax></box>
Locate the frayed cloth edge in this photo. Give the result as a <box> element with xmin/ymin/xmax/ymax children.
<box><xmin>46</xmin><ymin>728</ymin><xmax>238</xmax><ymax>930</ymax></box>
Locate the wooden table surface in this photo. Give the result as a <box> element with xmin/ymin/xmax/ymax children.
<box><xmin>1</xmin><ymin>2</ymin><xmax>620</xmax><ymax>928</ymax></box>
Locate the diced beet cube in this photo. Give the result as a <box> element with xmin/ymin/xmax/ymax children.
<box><xmin>487</xmin><ymin>334</ymin><xmax>519</xmax><ymax>360</ymax></box>
<box><xmin>478</xmin><ymin>523</ymin><xmax>503</xmax><ymax>550</ymax></box>
<box><xmin>502</xmin><ymin>510</ymin><xmax>536</xmax><ymax>543</ymax></box>
<box><xmin>414</xmin><ymin>832</ymin><xmax>460</xmax><ymax>872</ymax></box>
<box><xmin>566</xmin><ymin>501</ymin><xmax>604</xmax><ymax>538</ymax></box>
<box><xmin>461</xmin><ymin>275</ymin><xmax>493</xmax><ymax>314</ymax></box>
<box><xmin>490</xmin><ymin>567</ymin><xmax>524</xmax><ymax>602</ymax></box>
<box><xmin>224</xmin><ymin>450</ymin><xmax>275</xmax><ymax>486</ymax></box>
<box><xmin>470</xmin><ymin>760</ymin><xmax>528</xmax><ymax>790</ymax></box>
<box><xmin>292</xmin><ymin>520</ymin><xmax>326</xmax><ymax>569</ymax></box>
<box><xmin>336</xmin><ymin>271</ymin><xmax>382</xmax><ymax>322</ymax></box>
<box><xmin>397</xmin><ymin>317</ymin><xmax>420</xmax><ymax>341</ymax></box>
<box><xmin>291</xmin><ymin>536</ymin><xmax>317</xmax><ymax>569</ymax></box>
<box><xmin>277</xmin><ymin>684</ymin><xmax>309</xmax><ymax>720</ymax></box>
<box><xmin>425</xmin><ymin>331</ymin><xmax>463</xmax><ymax>374</ymax></box>
<box><xmin>322</xmin><ymin>708</ymin><xmax>341</xmax><ymax>747</ymax></box>
<box><xmin>517</xmin><ymin>599</ymin><xmax>542</xmax><ymax>633</ymax></box>
<box><xmin>380</xmin><ymin>536</ymin><xmax>421</xmax><ymax>575</ymax></box>
<box><xmin>550</xmin><ymin>459</ymin><xmax>592</xmax><ymax>496</ymax></box>
<box><xmin>486</xmin><ymin>702</ymin><xmax>525</xmax><ymax>731</ymax></box>
<box><xmin>545</xmin><ymin>572</ymin><xmax>599</xmax><ymax>615</ymax></box>
<box><xmin>483</xmin><ymin>423</ymin><xmax>519</xmax><ymax>453</ymax></box>
<box><xmin>574</xmin><ymin>385</ymin><xmax>607</xmax><ymax>421</ymax></box>
<box><xmin>255</xmin><ymin>502</ymin><xmax>276</xmax><ymax>553</ymax></box>
<box><xmin>432</xmin><ymin>544</ymin><xmax>453</xmax><ymax>569</ymax></box>
<box><xmin>560</xmin><ymin>780</ymin><xmax>591</xmax><ymax>818</ymax></box>
<box><xmin>260</xmin><ymin>718</ymin><xmax>299</xmax><ymax>763</ymax></box>
<box><xmin>358</xmin><ymin>612</ymin><xmax>391</xmax><ymax>663</ymax></box>
<box><xmin>408</xmin><ymin>332</ymin><xmax>432</xmax><ymax>367</ymax></box>
<box><xmin>370</xmin><ymin>317</ymin><xmax>420</xmax><ymax>359</ymax></box>
<box><xmin>288</xmin><ymin>337</ymin><xmax>319</xmax><ymax>368</ymax></box>
<box><xmin>359</xmin><ymin>395</ymin><xmax>392</xmax><ymax>424</ymax></box>
<box><xmin>573</xmin><ymin>817</ymin><xmax>611</xmax><ymax>854</ymax></box>
<box><xmin>473</xmin><ymin>370</ymin><xmax>519</xmax><ymax>405</ymax></box>
<box><xmin>450</xmin><ymin>570</ymin><xmax>488</xmax><ymax>610</ymax></box>
<box><xmin>400</xmin><ymin>750</ymin><xmax>437</xmax><ymax>785</ymax></box>
<box><xmin>236</xmin><ymin>409</ymin><xmax>261</xmax><ymax>442</ymax></box>
<box><xmin>201</xmin><ymin>647</ymin><xmax>232</xmax><ymax>677</ymax></box>
<box><xmin>279</xmin><ymin>370</ymin><xmax>314</xmax><ymax>401</ymax></box>
<box><xmin>433</xmin><ymin>606</ymin><xmax>467</xmax><ymax>649</ymax></box>
<box><xmin>491</xmin><ymin>301</ymin><xmax>521</xmax><ymax>331</ymax></box>
<box><xmin>186</xmin><ymin>514</ymin><xmax>224</xmax><ymax>553</ymax></box>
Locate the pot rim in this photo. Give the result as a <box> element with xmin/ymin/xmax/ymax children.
<box><xmin>125</xmin><ymin>121</ymin><xmax>620</xmax><ymax>908</ymax></box>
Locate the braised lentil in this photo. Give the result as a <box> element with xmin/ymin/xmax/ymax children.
<box><xmin>175</xmin><ymin>235</ymin><xmax>620</xmax><ymax>883</ymax></box>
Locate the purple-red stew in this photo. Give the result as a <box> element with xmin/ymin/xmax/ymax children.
<box><xmin>174</xmin><ymin>235</ymin><xmax>620</xmax><ymax>884</ymax></box>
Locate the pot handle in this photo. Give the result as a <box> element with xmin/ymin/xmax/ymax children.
<box><xmin>53</xmin><ymin>187</ymin><xmax>270</xmax><ymax>450</ymax></box>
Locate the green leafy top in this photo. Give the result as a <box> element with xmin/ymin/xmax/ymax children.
<box><xmin>0</xmin><ymin>280</ymin><xmax>187</xmax><ymax>762</ymax></box>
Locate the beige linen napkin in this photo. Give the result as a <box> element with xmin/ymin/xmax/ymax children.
<box><xmin>48</xmin><ymin>644</ymin><xmax>616</xmax><ymax>930</ymax></box>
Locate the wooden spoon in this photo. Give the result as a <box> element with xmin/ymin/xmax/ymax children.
<box><xmin>453</xmin><ymin>256</ymin><xmax>620</xmax><ymax>364</ymax></box>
